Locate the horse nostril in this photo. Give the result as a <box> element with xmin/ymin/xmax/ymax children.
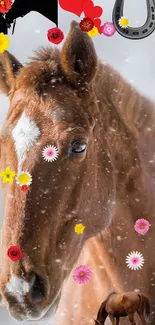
<box><xmin>29</xmin><ymin>272</ymin><xmax>47</xmax><ymax>303</ymax></box>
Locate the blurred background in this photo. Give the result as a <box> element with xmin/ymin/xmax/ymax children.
<box><xmin>0</xmin><ymin>0</ymin><xmax>155</xmax><ymax>323</ymax></box>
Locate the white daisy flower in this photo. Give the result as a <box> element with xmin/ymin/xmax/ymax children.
<box><xmin>42</xmin><ymin>145</ymin><xmax>59</xmax><ymax>162</ymax></box>
<box><xmin>118</xmin><ymin>17</ymin><xmax>129</xmax><ymax>29</ymax></box>
<box><xmin>126</xmin><ymin>251</ymin><xmax>144</xmax><ymax>270</ymax></box>
<box><xmin>16</xmin><ymin>171</ymin><xmax>32</xmax><ymax>187</ymax></box>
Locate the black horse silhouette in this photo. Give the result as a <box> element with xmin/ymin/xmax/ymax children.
<box><xmin>0</xmin><ymin>0</ymin><xmax>58</xmax><ymax>34</ymax></box>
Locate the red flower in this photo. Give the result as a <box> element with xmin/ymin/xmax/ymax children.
<box><xmin>79</xmin><ymin>17</ymin><xmax>94</xmax><ymax>32</ymax></box>
<box><xmin>0</xmin><ymin>0</ymin><xmax>12</xmax><ymax>14</ymax></box>
<box><xmin>7</xmin><ymin>246</ymin><xmax>22</xmax><ymax>261</ymax></box>
<box><xmin>47</xmin><ymin>27</ymin><xmax>64</xmax><ymax>45</ymax></box>
<box><xmin>21</xmin><ymin>185</ymin><xmax>28</xmax><ymax>192</ymax></box>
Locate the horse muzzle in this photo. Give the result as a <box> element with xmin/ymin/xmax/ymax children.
<box><xmin>1</xmin><ymin>292</ymin><xmax>60</xmax><ymax>322</ymax></box>
<box><xmin>8</xmin><ymin>300</ymin><xmax>59</xmax><ymax>322</ymax></box>
<box><xmin>0</xmin><ymin>271</ymin><xmax>61</xmax><ymax>321</ymax></box>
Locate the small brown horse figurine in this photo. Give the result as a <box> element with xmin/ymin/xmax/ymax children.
<box><xmin>94</xmin><ymin>292</ymin><xmax>150</xmax><ymax>325</ymax></box>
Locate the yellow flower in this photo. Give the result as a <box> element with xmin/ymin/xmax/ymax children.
<box><xmin>87</xmin><ymin>26</ymin><xmax>99</xmax><ymax>37</ymax></box>
<box><xmin>0</xmin><ymin>167</ymin><xmax>16</xmax><ymax>184</ymax></box>
<box><xmin>16</xmin><ymin>171</ymin><xmax>32</xmax><ymax>186</ymax></box>
<box><xmin>119</xmin><ymin>17</ymin><xmax>129</xmax><ymax>28</ymax></box>
<box><xmin>74</xmin><ymin>223</ymin><xmax>85</xmax><ymax>234</ymax></box>
<box><xmin>0</xmin><ymin>33</ymin><xmax>10</xmax><ymax>53</ymax></box>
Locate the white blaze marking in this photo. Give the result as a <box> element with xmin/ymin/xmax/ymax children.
<box><xmin>12</xmin><ymin>111</ymin><xmax>41</xmax><ymax>169</ymax></box>
<box><xmin>5</xmin><ymin>275</ymin><xmax>30</xmax><ymax>303</ymax></box>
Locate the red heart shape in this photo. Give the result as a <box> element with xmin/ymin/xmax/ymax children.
<box><xmin>59</xmin><ymin>0</ymin><xmax>86</xmax><ymax>17</ymax></box>
<box><xmin>83</xmin><ymin>0</ymin><xmax>103</xmax><ymax>19</ymax></box>
<box><xmin>94</xmin><ymin>18</ymin><xmax>102</xmax><ymax>34</ymax></box>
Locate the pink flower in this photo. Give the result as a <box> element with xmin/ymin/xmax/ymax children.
<box><xmin>42</xmin><ymin>145</ymin><xmax>59</xmax><ymax>162</ymax></box>
<box><xmin>101</xmin><ymin>22</ymin><xmax>116</xmax><ymax>37</ymax></box>
<box><xmin>134</xmin><ymin>218</ymin><xmax>150</xmax><ymax>235</ymax></box>
<box><xmin>126</xmin><ymin>251</ymin><xmax>144</xmax><ymax>270</ymax></box>
<box><xmin>73</xmin><ymin>265</ymin><xmax>92</xmax><ymax>284</ymax></box>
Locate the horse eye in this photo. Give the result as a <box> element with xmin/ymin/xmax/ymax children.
<box><xmin>71</xmin><ymin>141</ymin><xmax>87</xmax><ymax>154</ymax></box>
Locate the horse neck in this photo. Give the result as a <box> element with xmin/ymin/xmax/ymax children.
<box><xmin>94</xmin><ymin>61</ymin><xmax>155</xmax><ymax>139</ymax></box>
<box><xmin>93</xmin><ymin>62</ymin><xmax>155</xmax><ymax>223</ymax></box>
<box><xmin>92</xmin><ymin>63</ymin><xmax>155</xmax><ymax>295</ymax></box>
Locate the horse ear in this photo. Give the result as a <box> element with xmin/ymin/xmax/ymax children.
<box><xmin>0</xmin><ymin>51</ymin><xmax>23</xmax><ymax>95</ymax></box>
<box><xmin>60</xmin><ymin>21</ymin><xmax>98</xmax><ymax>84</ymax></box>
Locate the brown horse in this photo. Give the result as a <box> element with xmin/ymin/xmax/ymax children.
<box><xmin>0</xmin><ymin>20</ymin><xmax>155</xmax><ymax>324</ymax></box>
<box><xmin>94</xmin><ymin>292</ymin><xmax>150</xmax><ymax>325</ymax></box>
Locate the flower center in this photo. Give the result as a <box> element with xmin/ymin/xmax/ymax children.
<box><xmin>52</xmin><ymin>32</ymin><xmax>59</xmax><ymax>39</ymax></box>
<box><xmin>18</xmin><ymin>174</ymin><xmax>30</xmax><ymax>184</ymax></box>
<box><xmin>132</xmin><ymin>258</ymin><xmax>138</xmax><ymax>263</ymax></box>
<box><xmin>47</xmin><ymin>150</ymin><xmax>54</xmax><ymax>156</ymax></box>
<box><xmin>80</xmin><ymin>272</ymin><xmax>85</xmax><ymax>277</ymax></box>
<box><xmin>140</xmin><ymin>224</ymin><xmax>145</xmax><ymax>229</ymax></box>
<box><xmin>6</xmin><ymin>174</ymin><xmax>10</xmax><ymax>178</ymax></box>
<box><xmin>0</xmin><ymin>1</ymin><xmax>4</xmax><ymax>5</ymax></box>
<box><xmin>120</xmin><ymin>18</ymin><xmax>128</xmax><ymax>27</ymax></box>
<box><xmin>12</xmin><ymin>250</ymin><xmax>18</xmax><ymax>256</ymax></box>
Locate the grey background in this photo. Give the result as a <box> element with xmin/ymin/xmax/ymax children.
<box><xmin>0</xmin><ymin>0</ymin><xmax>155</xmax><ymax>323</ymax></box>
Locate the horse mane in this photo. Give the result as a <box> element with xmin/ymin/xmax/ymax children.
<box><xmin>28</xmin><ymin>46</ymin><xmax>60</xmax><ymax>63</ymax></box>
<box><xmin>94</xmin><ymin>61</ymin><xmax>155</xmax><ymax>139</ymax></box>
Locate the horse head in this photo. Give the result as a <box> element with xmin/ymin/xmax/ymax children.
<box><xmin>0</xmin><ymin>21</ymin><xmax>115</xmax><ymax>321</ymax></box>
